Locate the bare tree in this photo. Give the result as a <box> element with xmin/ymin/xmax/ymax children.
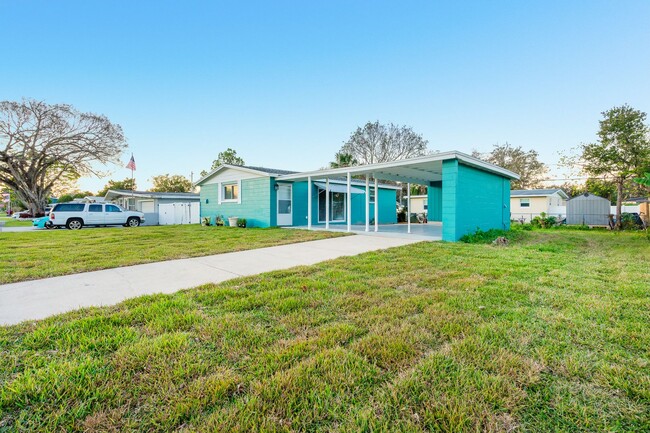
<box><xmin>472</xmin><ymin>143</ymin><xmax>548</xmax><ymax>190</ymax></box>
<box><xmin>0</xmin><ymin>99</ymin><xmax>127</xmax><ymax>214</ymax></box>
<box><xmin>340</xmin><ymin>121</ymin><xmax>428</xmax><ymax>165</ymax></box>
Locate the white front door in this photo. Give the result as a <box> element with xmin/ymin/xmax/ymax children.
<box><xmin>277</xmin><ymin>184</ymin><xmax>292</xmax><ymax>226</ymax></box>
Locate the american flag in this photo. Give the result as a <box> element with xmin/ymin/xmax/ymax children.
<box><xmin>126</xmin><ymin>154</ymin><xmax>136</xmax><ymax>171</ymax></box>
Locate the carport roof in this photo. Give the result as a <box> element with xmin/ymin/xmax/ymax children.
<box><xmin>276</xmin><ymin>151</ymin><xmax>520</xmax><ymax>184</ymax></box>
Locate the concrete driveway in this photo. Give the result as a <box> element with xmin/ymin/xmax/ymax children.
<box><xmin>0</xmin><ymin>235</ymin><xmax>421</xmax><ymax>325</ymax></box>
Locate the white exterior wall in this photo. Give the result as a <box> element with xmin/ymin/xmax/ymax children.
<box><xmin>410</xmin><ymin>196</ymin><xmax>428</xmax><ymax>214</ymax></box>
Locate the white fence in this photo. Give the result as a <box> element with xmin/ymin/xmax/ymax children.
<box><xmin>159</xmin><ymin>202</ymin><xmax>200</xmax><ymax>225</ymax></box>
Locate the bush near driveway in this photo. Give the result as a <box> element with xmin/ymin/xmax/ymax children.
<box><xmin>1</xmin><ymin>230</ymin><xmax>649</xmax><ymax>431</ymax></box>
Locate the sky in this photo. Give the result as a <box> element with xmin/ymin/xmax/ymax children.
<box><xmin>1</xmin><ymin>0</ymin><xmax>649</xmax><ymax>193</ymax></box>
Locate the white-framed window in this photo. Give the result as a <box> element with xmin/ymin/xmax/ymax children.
<box><xmin>221</xmin><ymin>182</ymin><xmax>239</xmax><ymax>202</ymax></box>
<box><xmin>369</xmin><ymin>188</ymin><xmax>376</xmax><ymax>204</ymax></box>
<box><xmin>520</xmin><ymin>198</ymin><xmax>530</xmax><ymax>208</ymax></box>
<box><xmin>424</xmin><ymin>199</ymin><xmax>428</xmax><ymax>210</ymax></box>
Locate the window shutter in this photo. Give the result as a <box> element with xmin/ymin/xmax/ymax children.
<box><xmin>218</xmin><ymin>182</ymin><xmax>222</xmax><ymax>204</ymax></box>
<box><xmin>237</xmin><ymin>180</ymin><xmax>241</xmax><ymax>204</ymax></box>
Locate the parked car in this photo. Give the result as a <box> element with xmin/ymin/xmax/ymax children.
<box><xmin>49</xmin><ymin>202</ymin><xmax>145</xmax><ymax>229</ymax></box>
<box><xmin>32</xmin><ymin>216</ymin><xmax>54</xmax><ymax>229</ymax></box>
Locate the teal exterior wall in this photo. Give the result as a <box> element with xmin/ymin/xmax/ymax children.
<box><xmin>442</xmin><ymin>160</ymin><xmax>511</xmax><ymax>241</ymax></box>
<box><xmin>200</xmin><ymin>178</ymin><xmax>396</xmax><ymax>228</ymax></box>
<box><xmin>291</xmin><ymin>182</ymin><xmax>397</xmax><ymax>226</ymax></box>
<box><xmin>427</xmin><ymin>181</ymin><xmax>442</xmax><ymax>222</ymax></box>
<box><xmin>199</xmin><ymin>177</ymin><xmax>273</xmax><ymax>227</ymax></box>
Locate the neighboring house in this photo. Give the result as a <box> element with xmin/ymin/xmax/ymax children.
<box><xmin>510</xmin><ymin>189</ymin><xmax>568</xmax><ymax>221</ymax></box>
<box><xmin>104</xmin><ymin>190</ymin><xmax>200</xmax><ymax>225</ymax></box>
<box><xmin>409</xmin><ymin>195</ymin><xmax>428</xmax><ymax>215</ymax></box>
<box><xmin>566</xmin><ymin>193</ymin><xmax>610</xmax><ymax>226</ymax></box>
<box><xmin>195</xmin><ymin>151</ymin><xmax>519</xmax><ymax>241</ymax></box>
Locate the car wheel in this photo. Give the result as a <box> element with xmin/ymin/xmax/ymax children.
<box><xmin>127</xmin><ymin>217</ymin><xmax>140</xmax><ymax>227</ymax></box>
<box><xmin>45</xmin><ymin>221</ymin><xmax>53</xmax><ymax>229</ymax></box>
<box><xmin>66</xmin><ymin>219</ymin><xmax>83</xmax><ymax>230</ymax></box>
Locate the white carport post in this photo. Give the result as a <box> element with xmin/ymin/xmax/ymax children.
<box><xmin>325</xmin><ymin>178</ymin><xmax>330</xmax><ymax>230</ymax></box>
<box><xmin>307</xmin><ymin>176</ymin><xmax>312</xmax><ymax>230</ymax></box>
<box><xmin>346</xmin><ymin>172</ymin><xmax>352</xmax><ymax>232</ymax></box>
<box><xmin>374</xmin><ymin>178</ymin><xmax>379</xmax><ymax>232</ymax></box>
<box><xmin>407</xmin><ymin>182</ymin><xmax>411</xmax><ymax>234</ymax></box>
<box><xmin>365</xmin><ymin>174</ymin><xmax>369</xmax><ymax>232</ymax></box>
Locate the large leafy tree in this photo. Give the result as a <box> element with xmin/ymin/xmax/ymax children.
<box><xmin>0</xmin><ymin>99</ymin><xmax>127</xmax><ymax>213</ymax></box>
<box><xmin>200</xmin><ymin>148</ymin><xmax>245</xmax><ymax>177</ymax></box>
<box><xmin>579</xmin><ymin>104</ymin><xmax>650</xmax><ymax>228</ymax></box>
<box><xmin>635</xmin><ymin>172</ymin><xmax>650</xmax><ymax>188</ymax></box>
<box><xmin>149</xmin><ymin>174</ymin><xmax>193</xmax><ymax>192</ymax></box>
<box><xmin>339</xmin><ymin>121</ymin><xmax>428</xmax><ymax>165</ymax></box>
<box><xmin>97</xmin><ymin>178</ymin><xmax>137</xmax><ymax>197</ymax></box>
<box><xmin>472</xmin><ymin>143</ymin><xmax>548</xmax><ymax>190</ymax></box>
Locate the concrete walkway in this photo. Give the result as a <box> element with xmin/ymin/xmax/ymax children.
<box><xmin>0</xmin><ymin>235</ymin><xmax>421</xmax><ymax>325</ymax></box>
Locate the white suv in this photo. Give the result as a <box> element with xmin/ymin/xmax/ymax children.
<box><xmin>50</xmin><ymin>202</ymin><xmax>145</xmax><ymax>229</ymax></box>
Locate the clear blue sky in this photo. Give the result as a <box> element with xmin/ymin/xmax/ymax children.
<box><xmin>2</xmin><ymin>0</ymin><xmax>649</xmax><ymax>192</ymax></box>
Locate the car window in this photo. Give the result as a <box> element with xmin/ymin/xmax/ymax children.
<box><xmin>53</xmin><ymin>203</ymin><xmax>85</xmax><ymax>212</ymax></box>
<box><xmin>105</xmin><ymin>204</ymin><xmax>122</xmax><ymax>213</ymax></box>
<box><xmin>89</xmin><ymin>204</ymin><xmax>102</xmax><ymax>212</ymax></box>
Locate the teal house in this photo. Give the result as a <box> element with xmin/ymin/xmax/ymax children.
<box><xmin>195</xmin><ymin>151</ymin><xmax>519</xmax><ymax>241</ymax></box>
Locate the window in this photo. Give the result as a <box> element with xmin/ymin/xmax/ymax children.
<box><xmin>369</xmin><ymin>188</ymin><xmax>376</xmax><ymax>204</ymax></box>
<box><xmin>105</xmin><ymin>204</ymin><xmax>122</xmax><ymax>213</ymax></box>
<box><xmin>53</xmin><ymin>203</ymin><xmax>85</xmax><ymax>212</ymax></box>
<box><xmin>423</xmin><ymin>199</ymin><xmax>428</xmax><ymax>210</ymax></box>
<box><xmin>222</xmin><ymin>182</ymin><xmax>239</xmax><ymax>201</ymax></box>
<box><xmin>520</xmin><ymin>198</ymin><xmax>530</xmax><ymax>208</ymax></box>
<box><xmin>89</xmin><ymin>204</ymin><xmax>102</xmax><ymax>212</ymax></box>
<box><xmin>318</xmin><ymin>190</ymin><xmax>346</xmax><ymax>222</ymax></box>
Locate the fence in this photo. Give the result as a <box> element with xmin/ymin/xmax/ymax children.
<box><xmin>511</xmin><ymin>211</ymin><xmax>648</xmax><ymax>227</ymax></box>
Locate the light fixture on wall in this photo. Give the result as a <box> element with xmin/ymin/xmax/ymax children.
<box><xmin>274</xmin><ymin>184</ymin><xmax>279</xmax><ymax>191</ymax></box>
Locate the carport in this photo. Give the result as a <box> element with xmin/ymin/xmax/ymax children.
<box><xmin>276</xmin><ymin>151</ymin><xmax>518</xmax><ymax>241</ymax></box>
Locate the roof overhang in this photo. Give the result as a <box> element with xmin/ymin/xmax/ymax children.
<box><xmin>276</xmin><ymin>151</ymin><xmax>519</xmax><ymax>184</ymax></box>
<box><xmin>194</xmin><ymin>164</ymin><xmax>277</xmax><ymax>186</ymax></box>
<box><xmin>511</xmin><ymin>190</ymin><xmax>569</xmax><ymax>199</ymax></box>
<box><xmin>104</xmin><ymin>190</ymin><xmax>199</xmax><ymax>201</ymax></box>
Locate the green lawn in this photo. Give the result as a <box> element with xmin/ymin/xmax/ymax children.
<box><xmin>1</xmin><ymin>230</ymin><xmax>649</xmax><ymax>432</ymax></box>
<box><xmin>0</xmin><ymin>216</ymin><xmax>33</xmax><ymax>228</ymax></box>
<box><xmin>0</xmin><ymin>225</ymin><xmax>345</xmax><ymax>284</ymax></box>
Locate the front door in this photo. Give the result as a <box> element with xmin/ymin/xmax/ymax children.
<box><xmin>277</xmin><ymin>184</ymin><xmax>292</xmax><ymax>226</ymax></box>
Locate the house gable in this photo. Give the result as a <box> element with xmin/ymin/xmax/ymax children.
<box><xmin>199</xmin><ymin>166</ymin><xmax>269</xmax><ymax>186</ymax></box>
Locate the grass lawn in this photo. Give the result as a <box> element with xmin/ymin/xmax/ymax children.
<box><xmin>1</xmin><ymin>230</ymin><xmax>649</xmax><ymax>432</ymax></box>
<box><xmin>0</xmin><ymin>216</ymin><xmax>33</xmax><ymax>228</ymax></box>
<box><xmin>0</xmin><ymin>225</ymin><xmax>345</xmax><ymax>284</ymax></box>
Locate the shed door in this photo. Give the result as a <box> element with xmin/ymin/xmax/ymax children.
<box><xmin>277</xmin><ymin>184</ymin><xmax>292</xmax><ymax>226</ymax></box>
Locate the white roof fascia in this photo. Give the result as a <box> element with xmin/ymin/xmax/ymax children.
<box><xmin>194</xmin><ymin>164</ymin><xmax>273</xmax><ymax>186</ymax></box>
<box><xmin>276</xmin><ymin>151</ymin><xmax>520</xmax><ymax>182</ymax></box>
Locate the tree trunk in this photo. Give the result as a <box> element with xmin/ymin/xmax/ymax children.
<box><xmin>16</xmin><ymin>188</ymin><xmax>47</xmax><ymax>216</ymax></box>
<box><xmin>615</xmin><ymin>179</ymin><xmax>623</xmax><ymax>230</ymax></box>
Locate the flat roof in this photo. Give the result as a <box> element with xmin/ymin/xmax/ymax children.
<box><xmin>276</xmin><ymin>151</ymin><xmax>519</xmax><ymax>184</ymax></box>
